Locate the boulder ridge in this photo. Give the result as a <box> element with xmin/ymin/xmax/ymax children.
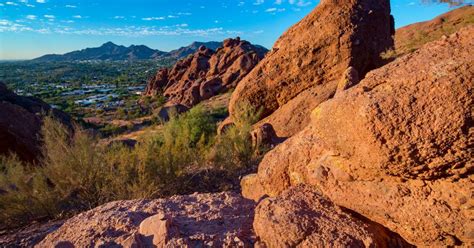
<box><xmin>145</xmin><ymin>37</ymin><xmax>267</xmax><ymax>108</ymax></box>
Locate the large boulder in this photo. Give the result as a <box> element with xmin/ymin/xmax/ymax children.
<box><xmin>242</xmin><ymin>27</ymin><xmax>474</xmax><ymax>246</ymax></box>
<box><xmin>254</xmin><ymin>185</ymin><xmax>412</xmax><ymax>247</ymax></box>
<box><xmin>145</xmin><ymin>38</ymin><xmax>267</xmax><ymax>108</ymax></box>
<box><xmin>36</xmin><ymin>192</ymin><xmax>256</xmax><ymax>247</ymax></box>
<box><xmin>0</xmin><ymin>83</ymin><xmax>72</xmax><ymax>162</ymax></box>
<box><xmin>228</xmin><ymin>0</ymin><xmax>394</xmax><ymax>137</ymax></box>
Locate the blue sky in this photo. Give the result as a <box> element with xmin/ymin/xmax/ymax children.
<box><xmin>0</xmin><ymin>0</ymin><xmax>468</xmax><ymax>59</ymax></box>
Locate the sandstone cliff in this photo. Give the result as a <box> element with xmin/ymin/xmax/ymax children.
<box><xmin>145</xmin><ymin>38</ymin><xmax>267</xmax><ymax>108</ymax></box>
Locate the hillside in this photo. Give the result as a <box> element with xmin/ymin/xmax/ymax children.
<box><xmin>32</xmin><ymin>41</ymin><xmax>228</xmax><ymax>62</ymax></box>
<box><xmin>392</xmin><ymin>5</ymin><xmax>473</xmax><ymax>57</ymax></box>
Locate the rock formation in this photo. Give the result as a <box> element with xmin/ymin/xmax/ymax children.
<box><xmin>36</xmin><ymin>192</ymin><xmax>255</xmax><ymax>247</ymax></box>
<box><xmin>228</xmin><ymin>0</ymin><xmax>394</xmax><ymax>137</ymax></box>
<box><xmin>254</xmin><ymin>185</ymin><xmax>412</xmax><ymax>247</ymax></box>
<box><xmin>242</xmin><ymin>27</ymin><xmax>474</xmax><ymax>246</ymax></box>
<box><xmin>145</xmin><ymin>38</ymin><xmax>267</xmax><ymax>108</ymax></box>
<box><xmin>0</xmin><ymin>83</ymin><xmax>72</xmax><ymax>162</ymax></box>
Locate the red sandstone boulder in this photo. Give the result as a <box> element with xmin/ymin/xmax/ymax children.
<box><xmin>145</xmin><ymin>38</ymin><xmax>267</xmax><ymax>108</ymax></box>
<box><xmin>228</xmin><ymin>0</ymin><xmax>394</xmax><ymax>137</ymax></box>
<box><xmin>36</xmin><ymin>192</ymin><xmax>256</xmax><ymax>247</ymax></box>
<box><xmin>241</xmin><ymin>27</ymin><xmax>474</xmax><ymax>246</ymax></box>
<box><xmin>254</xmin><ymin>185</ymin><xmax>412</xmax><ymax>247</ymax></box>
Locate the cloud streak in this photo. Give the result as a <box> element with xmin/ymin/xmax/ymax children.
<box><xmin>0</xmin><ymin>20</ymin><xmax>243</xmax><ymax>37</ymax></box>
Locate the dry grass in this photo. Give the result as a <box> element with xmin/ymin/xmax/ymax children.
<box><xmin>0</xmin><ymin>103</ymin><xmax>262</xmax><ymax>229</ymax></box>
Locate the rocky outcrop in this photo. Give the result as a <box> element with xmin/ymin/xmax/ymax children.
<box><xmin>0</xmin><ymin>83</ymin><xmax>72</xmax><ymax>162</ymax></box>
<box><xmin>36</xmin><ymin>192</ymin><xmax>256</xmax><ymax>247</ymax></box>
<box><xmin>242</xmin><ymin>27</ymin><xmax>474</xmax><ymax>246</ymax></box>
<box><xmin>228</xmin><ymin>0</ymin><xmax>394</xmax><ymax>137</ymax></box>
<box><xmin>145</xmin><ymin>38</ymin><xmax>267</xmax><ymax>108</ymax></box>
<box><xmin>254</xmin><ymin>185</ymin><xmax>412</xmax><ymax>247</ymax></box>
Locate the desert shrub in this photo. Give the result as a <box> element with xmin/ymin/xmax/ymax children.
<box><xmin>0</xmin><ymin>104</ymin><xmax>263</xmax><ymax>228</ymax></box>
<box><xmin>210</xmin><ymin>103</ymin><xmax>263</xmax><ymax>171</ymax></box>
<box><xmin>100</xmin><ymin>124</ymin><xmax>126</xmax><ymax>137</ymax></box>
<box><xmin>0</xmin><ymin>155</ymin><xmax>56</xmax><ymax>228</ymax></box>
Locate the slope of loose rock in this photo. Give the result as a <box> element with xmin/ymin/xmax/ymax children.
<box><xmin>0</xmin><ymin>83</ymin><xmax>72</xmax><ymax>162</ymax></box>
<box><xmin>145</xmin><ymin>38</ymin><xmax>267</xmax><ymax>108</ymax></box>
<box><xmin>36</xmin><ymin>192</ymin><xmax>256</xmax><ymax>247</ymax></box>
<box><xmin>242</xmin><ymin>27</ymin><xmax>474</xmax><ymax>246</ymax></box>
<box><xmin>228</xmin><ymin>0</ymin><xmax>394</xmax><ymax>137</ymax></box>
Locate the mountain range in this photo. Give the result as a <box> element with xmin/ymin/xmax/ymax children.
<box><xmin>32</xmin><ymin>41</ymin><xmax>225</xmax><ymax>62</ymax></box>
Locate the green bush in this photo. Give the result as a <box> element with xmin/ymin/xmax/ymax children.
<box><xmin>0</xmin><ymin>104</ymin><xmax>264</xmax><ymax>228</ymax></box>
<box><xmin>210</xmin><ymin>103</ymin><xmax>263</xmax><ymax>171</ymax></box>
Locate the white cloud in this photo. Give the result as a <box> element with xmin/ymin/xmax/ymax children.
<box><xmin>26</xmin><ymin>4</ymin><xmax>35</xmax><ymax>7</ymax></box>
<box><xmin>113</xmin><ymin>16</ymin><xmax>125</xmax><ymax>19</ymax></box>
<box><xmin>265</xmin><ymin>7</ymin><xmax>285</xmax><ymax>13</ymax></box>
<box><xmin>65</xmin><ymin>5</ymin><xmax>77</xmax><ymax>8</ymax></box>
<box><xmin>0</xmin><ymin>20</ymin><xmax>34</xmax><ymax>32</ymax></box>
<box><xmin>254</xmin><ymin>0</ymin><xmax>264</xmax><ymax>5</ymax></box>
<box><xmin>0</xmin><ymin>23</ymin><xmax>243</xmax><ymax>38</ymax></box>
<box><xmin>44</xmin><ymin>15</ymin><xmax>55</xmax><ymax>19</ymax></box>
<box><xmin>0</xmin><ymin>20</ymin><xmax>12</xmax><ymax>26</ymax></box>
<box><xmin>294</xmin><ymin>0</ymin><xmax>312</xmax><ymax>7</ymax></box>
<box><xmin>73</xmin><ymin>15</ymin><xmax>82</xmax><ymax>19</ymax></box>
<box><xmin>26</xmin><ymin>15</ymin><xmax>37</xmax><ymax>20</ymax></box>
<box><xmin>142</xmin><ymin>17</ymin><xmax>165</xmax><ymax>21</ymax></box>
<box><xmin>274</xmin><ymin>0</ymin><xmax>312</xmax><ymax>7</ymax></box>
<box><xmin>36</xmin><ymin>0</ymin><xmax>46</xmax><ymax>3</ymax></box>
<box><xmin>6</xmin><ymin>2</ymin><xmax>19</xmax><ymax>6</ymax></box>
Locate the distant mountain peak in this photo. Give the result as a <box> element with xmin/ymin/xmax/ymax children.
<box><xmin>32</xmin><ymin>40</ymin><xmax>266</xmax><ymax>62</ymax></box>
<box><xmin>102</xmin><ymin>41</ymin><xmax>117</xmax><ymax>47</ymax></box>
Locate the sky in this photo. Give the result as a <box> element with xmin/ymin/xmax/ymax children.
<box><xmin>0</xmin><ymin>0</ymin><xmax>470</xmax><ymax>59</ymax></box>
